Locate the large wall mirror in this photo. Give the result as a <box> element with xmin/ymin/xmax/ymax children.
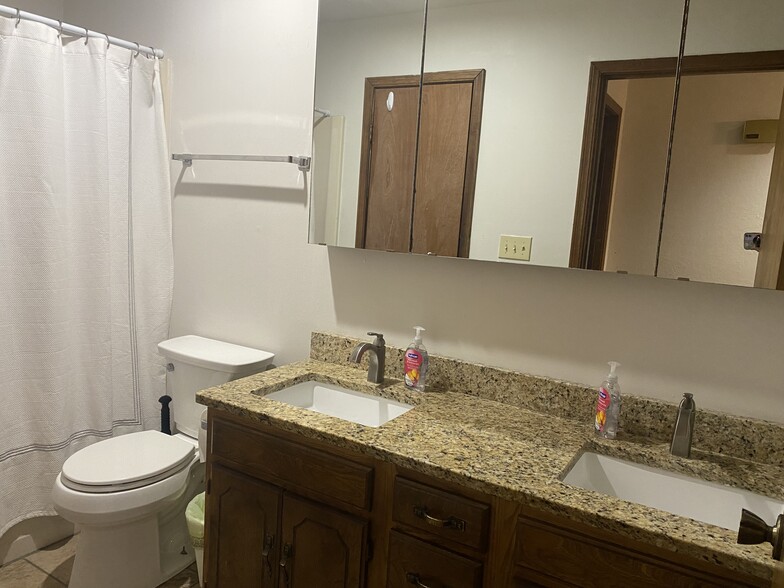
<box><xmin>309</xmin><ymin>0</ymin><xmax>784</xmax><ymax>291</ymax></box>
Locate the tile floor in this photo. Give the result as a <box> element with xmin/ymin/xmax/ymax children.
<box><xmin>0</xmin><ymin>535</ymin><xmax>200</xmax><ymax>587</ymax></box>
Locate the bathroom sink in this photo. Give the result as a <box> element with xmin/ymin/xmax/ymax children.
<box><xmin>264</xmin><ymin>381</ymin><xmax>413</xmax><ymax>427</ymax></box>
<box><xmin>562</xmin><ymin>451</ymin><xmax>784</xmax><ymax>531</ymax></box>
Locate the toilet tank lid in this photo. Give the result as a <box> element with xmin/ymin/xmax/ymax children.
<box><xmin>158</xmin><ymin>335</ymin><xmax>274</xmax><ymax>373</ymax></box>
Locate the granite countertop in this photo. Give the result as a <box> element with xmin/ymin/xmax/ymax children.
<box><xmin>196</xmin><ymin>359</ymin><xmax>784</xmax><ymax>583</ymax></box>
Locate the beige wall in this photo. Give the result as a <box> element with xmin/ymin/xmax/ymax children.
<box><xmin>660</xmin><ymin>71</ymin><xmax>784</xmax><ymax>285</ymax></box>
<box><xmin>53</xmin><ymin>0</ymin><xmax>784</xmax><ymax>431</ymax></box>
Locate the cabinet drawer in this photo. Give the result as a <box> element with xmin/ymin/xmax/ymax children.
<box><xmin>515</xmin><ymin>517</ymin><xmax>753</xmax><ymax>587</ymax></box>
<box><xmin>386</xmin><ymin>531</ymin><xmax>483</xmax><ymax>588</ymax></box>
<box><xmin>392</xmin><ymin>477</ymin><xmax>491</xmax><ymax>550</ymax></box>
<box><xmin>211</xmin><ymin>418</ymin><xmax>373</xmax><ymax>510</ymax></box>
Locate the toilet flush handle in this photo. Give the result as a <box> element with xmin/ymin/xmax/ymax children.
<box><xmin>159</xmin><ymin>395</ymin><xmax>172</xmax><ymax>435</ymax></box>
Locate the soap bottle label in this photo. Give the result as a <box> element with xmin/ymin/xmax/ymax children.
<box><xmin>595</xmin><ymin>387</ymin><xmax>610</xmax><ymax>432</ymax></box>
<box><xmin>404</xmin><ymin>349</ymin><xmax>423</xmax><ymax>387</ymax></box>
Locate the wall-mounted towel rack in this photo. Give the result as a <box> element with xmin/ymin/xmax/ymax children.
<box><xmin>171</xmin><ymin>154</ymin><xmax>311</xmax><ymax>172</ymax></box>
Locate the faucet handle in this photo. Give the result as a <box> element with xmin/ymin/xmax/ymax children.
<box><xmin>737</xmin><ymin>509</ymin><xmax>783</xmax><ymax>560</ymax></box>
<box><xmin>367</xmin><ymin>332</ymin><xmax>385</xmax><ymax>344</ymax></box>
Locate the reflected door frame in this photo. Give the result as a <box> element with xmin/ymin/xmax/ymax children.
<box><xmin>570</xmin><ymin>50</ymin><xmax>784</xmax><ymax>271</ymax></box>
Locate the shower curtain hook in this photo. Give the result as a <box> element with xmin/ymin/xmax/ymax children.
<box><xmin>57</xmin><ymin>20</ymin><xmax>63</xmax><ymax>38</ymax></box>
<box><xmin>150</xmin><ymin>47</ymin><xmax>157</xmax><ymax>59</ymax></box>
<box><xmin>134</xmin><ymin>42</ymin><xmax>141</xmax><ymax>58</ymax></box>
<box><xmin>15</xmin><ymin>8</ymin><xmax>21</xmax><ymax>27</ymax></box>
<box><xmin>104</xmin><ymin>33</ymin><xmax>110</xmax><ymax>50</ymax></box>
<box><xmin>83</xmin><ymin>27</ymin><xmax>89</xmax><ymax>45</ymax></box>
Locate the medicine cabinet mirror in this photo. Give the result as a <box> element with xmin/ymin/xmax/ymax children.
<box><xmin>309</xmin><ymin>0</ymin><xmax>784</xmax><ymax>291</ymax></box>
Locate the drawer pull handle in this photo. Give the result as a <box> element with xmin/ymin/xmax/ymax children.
<box><xmin>413</xmin><ymin>505</ymin><xmax>466</xmax><ymax>531</ymax></box>
<box><xmin>406</xmin><ymin>572</ymin><xmax>438</xmax><ymax>588</ymax></box>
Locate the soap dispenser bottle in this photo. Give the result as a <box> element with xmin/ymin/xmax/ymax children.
<box><xmin>595</xmin><ymin>361</ymin><xmax>621</xmax><ymax>439</ymax></box>
<box><xmin>404</xmin><ymin>326</ymin><xmax>429</xmax><ymax>391</ymax></box>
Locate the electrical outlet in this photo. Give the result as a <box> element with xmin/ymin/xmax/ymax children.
<box><xmin>498</xmin><ymin>235</ymin><xmax>532</xmax><ymax>261</ymax></box>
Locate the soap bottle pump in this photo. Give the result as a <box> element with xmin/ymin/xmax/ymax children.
<box><xmin>595</xmin><ymin>361</ymin><xmax>621</xmax><ymax>439</ymax></box>
<box><xmin>404</xmin><ymin>326</ymin><xmax>429</xmax><ymax>391</ymax></box>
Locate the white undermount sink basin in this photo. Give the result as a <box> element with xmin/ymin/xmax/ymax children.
<box><xmin>563</xmin><ymin>452</ymin><xmax>784</xmax><ymax>531</ymax></box>
<box><xmin>264</xmin><ymin>381</ymin><xmax>413</xmax><ymax>427</ymax></box>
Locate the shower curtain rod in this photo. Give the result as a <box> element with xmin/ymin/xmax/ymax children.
<box><xmin>0</xmin><ymin>4</ymin><xmax>163</xmax><ymax>58</ymax></box>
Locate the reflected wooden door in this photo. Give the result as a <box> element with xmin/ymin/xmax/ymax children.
<box><xmin>412</xmin><ymin>71</ymin><xmax>484</xmax><ymax>257</ymax></box>
<box><xmin>356</xmin><ymin>70</ymin><xmax>485</xmax><ymax>256</ymax></box>
<box><xmin>356</xmin><ymin>78</ymin><xmax>420</xmax><ymax>253</ymax></box>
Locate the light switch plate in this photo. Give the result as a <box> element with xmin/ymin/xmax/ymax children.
<box><xmin>498</xmin><ymin>235</ymin><xmax>532</xmax><ymax>261</ymax></box>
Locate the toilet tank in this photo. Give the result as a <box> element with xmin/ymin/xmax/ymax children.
<box><xmin>157</xmin><ymin>336</ymin><xmax>274</xmax><ymax>438</ymax></box>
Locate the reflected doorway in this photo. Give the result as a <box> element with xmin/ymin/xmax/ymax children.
<box><xmin>573</xmin><ymin>51</ymin><xmax>784</xmax><ymax>289</ymax></box>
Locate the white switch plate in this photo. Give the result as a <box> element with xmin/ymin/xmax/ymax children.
<box><xmin>498</xmin><ymin>235</ymin><xmax>532</xmax><ymax>261</ymax></box>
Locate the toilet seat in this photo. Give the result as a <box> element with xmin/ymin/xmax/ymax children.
<box><xmin>61</xmin><ymin>430</ymin><xmax>196</xmax><ymax>494</ymax></box>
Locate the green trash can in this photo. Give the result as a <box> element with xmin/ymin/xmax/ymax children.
<box><xmin>186</xmin><ymin>491</ymin><xmax>206</xmax><ymax>587</ymax></box>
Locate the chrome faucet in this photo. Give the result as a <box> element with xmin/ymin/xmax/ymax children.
<box><xmin>350</xmin><ymin>332</ymin><xmax>386</xmax><ymax>384</ymax></box>
<box><xmin>670</xmin><ymin>393</ymin><xmax>696</xmax><ymax>458</ymax></box>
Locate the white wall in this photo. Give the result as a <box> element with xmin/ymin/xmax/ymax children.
<box><xmin>11</xmin><ymin>0</ymin><xmax>62</xmax><ymax>19</ymax></box>
<box><xmin>58</xmin><ymin>0</ymin><xmax>784</xmax><ymax>429</ymax></box>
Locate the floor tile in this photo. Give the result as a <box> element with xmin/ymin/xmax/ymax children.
<box><xmin>157</xmin><ymin>562</ymin><xmax>200</xmax><ymax>588</ymax></box>
<box><xmin>24</xmin><ymin>535</ymin><xmax>77</xmax><ymax>585</ymax></box>
<box><xmin>0</xmin><ymin>558</ymin><xmax>65</xmax><ymax>587</ymax></box>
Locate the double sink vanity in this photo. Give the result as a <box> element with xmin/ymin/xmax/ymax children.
<box><xmin>196</xmin><ymin>332</ymin><xmax>784</xmax><ymax>587</ymax></box>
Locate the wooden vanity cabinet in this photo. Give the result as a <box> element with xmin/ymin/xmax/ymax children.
<box><xmin>204</xmin><ymin>413</ymin><xmax>373</xmax><ymax>588</ymax></box>
<box><xmin>206</xmin><ymin>464</ymin><xmax>281</xmax><ymax>587</ymax></box>
<box><xmin>204</xmin><ymin>409</ymin><xmax>766</xmax><ymax>588</ymax></box>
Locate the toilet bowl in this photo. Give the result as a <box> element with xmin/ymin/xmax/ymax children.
<box><xmin>51</xmin><ymin>336</ymin><xmax>274</xmax><ymax>588</ymax></box>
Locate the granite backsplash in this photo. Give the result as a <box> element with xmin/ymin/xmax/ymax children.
<box><xmin>310</xmin><ymin>331</ymin><xmax>784</xmax><ymax>467</ymax></box>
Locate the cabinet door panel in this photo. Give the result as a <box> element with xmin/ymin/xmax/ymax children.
<box><xmin>386</xmin><ymin>531</ymin><xmax>483</xmax><ymax>588</ymax></box>
<box><xmin>206</xmin><ymin>464</ymin><xmax>281</xmax><ymax>588</ymax></box>
<box><xmin>280</xmin><ymin>494</ymin><xmax>368</xmax><ymax>588</ymax></box>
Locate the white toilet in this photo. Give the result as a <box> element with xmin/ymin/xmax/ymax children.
<box><xmin>51</xmin><ymin>335</ymin><xmax>274</xmax><ymax>588</ymax></box>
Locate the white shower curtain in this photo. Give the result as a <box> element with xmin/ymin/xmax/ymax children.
<box><xmin>0</xmin><ymin>16</ymin><xmax>172</xmax><ymax>536</ymax></box>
